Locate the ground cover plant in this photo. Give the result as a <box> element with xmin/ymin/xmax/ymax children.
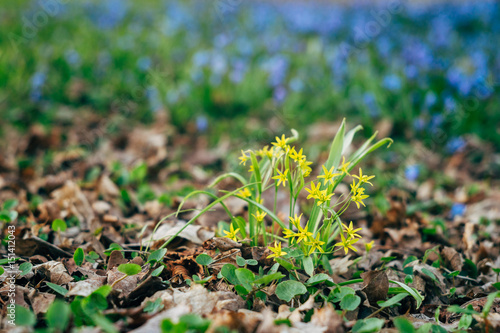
<box><xmin>1</xmin><ymin>0</ymin><xmax>500</xmax><ymax>332</ymax></box>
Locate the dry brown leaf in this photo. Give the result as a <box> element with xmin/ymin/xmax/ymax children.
<box><xmin>34</xmin><ymin>261</ymin><xmax>73</xmax><ymax>284</ymax></box>
<box><xmin>361</xmin><ymin>270</ymin><xmax>388</xmax><ymax>306</ymax></box>
<box><xmin>310</xmin><ymin>303</ymin><xmax>345</xmax><ymax>333</ymax></box>
<box><xmin>441</xmin><ymin>246</ymin><xmax>463</xmax><ymax>272</ymax></box>
<box><xmin>29</xmin><ymin>291</ymin><xmax>56</xmax><ymax>315</ymax></box>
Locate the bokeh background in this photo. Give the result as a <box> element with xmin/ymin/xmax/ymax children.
<box><xmin>1</xmin><ymin>0</ymin><xmax>499</xmax><ymax>216</ymax></box>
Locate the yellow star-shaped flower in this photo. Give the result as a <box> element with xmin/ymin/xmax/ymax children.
<box><xmin>271</xmin><ymin>134</ymin><xmax>289</xmax><ymax>150</ymax></box>
<box><xmin>317</xmin><ymin>165</ymin><xmax>341</xmax><ymax>185</ymax></box>
<box><xmin>223</xmin><ymin>224</ymin><xmax>240</xmax><ymax>241</ymax></box>
<box><xmin>272</xmin><ymin>169</ymin><xmax>289</xmax><ymax>187</ymax></box>
<box><xmin>267</xmin><ymin>242</ymin><xmax>287</xmax><ymax>259</ymax></box>
<box><xmin>352</xmin><ymin>168</ymin><xmax>375</xmax><ymax>186</ymax></box>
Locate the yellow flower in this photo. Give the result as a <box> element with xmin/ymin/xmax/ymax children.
<box><xmin>295</xmin><ymin>224</ymin><xmax>313</xmax><ymax>244</ymax></box>
<box><xmin>239</xmin><ymin>150</ymin><xmax>249</xmax><ymax>166</ymax></box>
<box><xmin>305</xmin><ymin>234</ymin><xmax>325</xmax><ymax>255</ymax></box>
<box><xmin>248</xmin><ymin>165</ymin><xmax>255</xmax><ymax>173</ymax></box>
<box><xmin>350</xmin><ymin>179</ymin><xmax>359</xmax><ymax>192</ymax></box>
<box><xmin>338</xmin><ymin>156</ymin><xmax>351</xmax><ymax>175</ymax></box>
<box><xmin>272</xmin><ymin>169</ymin><xmax>289</xmax><ymax>187</ymax></box>
<box><xmin>271</xmin><ymin>134</ymin><xmax>289</xmax><ymax>150</ymax></box>
<box><xmin>258</xmin><ymin>146</ymin><xmax>273</xmax><ymax>159</ymax></box>
<box><xmin>267</xmin><ymin>242</ymin><xmax>287</xmax><ymax>259</ymax></box>
<box><xmin>342</xmin><ymin>221</ymin><xmax>362</xmax><ymax>239</ymax></box>
<box><xmin>283</xmin><ymin>228</ymin><xmax>296</xmax><ymax>239</ymax></box>
<box><xmin>351</xmin><ymin>187</ymin><xmax>369</xmax><ymax>208</ymax></box>
<box><xmin>290</xmin><ymin>147</ymin><xmax>305</xmax><ymax>162</ymax></box>
<box><xmin>352</xmin><ymin>168</ymin><xmax>375</xmax><ymax>186</ymax></box>
<box><xmin>238</xmin><ymin>188</ymin><xmax>252</xmax><ymax>198</ymax></box>
<box><xmin>334</xmin><ymin>232</ymin><xmax>359</xmax><ymax>255</ymax></box>
<box><xmin>317</xmin><ymin>165</ymin><xmax>341</xmax><ymax>185</ymax></box>
<box><xmin>316</xmin><ymin>190</ymin><xmax>334</xmax><ymax>206</ymax></box>
<box><xmin>252</xmin><ymin>210</ymin><xmax>267</xmax><ymax>222</ymax></box>
<box><xmin>223</xmin><ymin>224</ymin><xmax>240</xmax><ymax>241</ymax></box>
<box><xmin>365</xmin><ymin>241</ymin><xmax>374</xmax><ymax>252</ymax></box>
<box><xmin>288</xmin><ymin>213</ymin><xmax>303</xmax><ymax>228</ymax></box>
<box><xmin>305</xmin><ymin>182</ymin><xmax>320</xmax><ymax>200</ymax></box>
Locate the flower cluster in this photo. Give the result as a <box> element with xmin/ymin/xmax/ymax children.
<box><xmin>223</xmin><ymin>131</ymin><xmax>380</xmax><ymax>262</ymax></box>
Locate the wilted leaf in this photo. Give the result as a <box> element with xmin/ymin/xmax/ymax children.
<box><xmin>361</xmin><ymin>270</ymin><xmax>388</xmax><ymax>306</ymax></box>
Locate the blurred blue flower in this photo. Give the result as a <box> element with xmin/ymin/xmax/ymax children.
<box><xmin>363</xmin><ymin>92</ymin><xmax>380</xmax><ymax>117</ymax></box>
<box><xmin>446</xmin><ymin>137</ymin><xmax>466</xmax><ymax>154</ymax></box>
<box><xmin>30</xmin><ymin>71</ymin><xmax>46</xmax><ymax>102</ymax></box>
<box><xmin>450</xmin><ymin>203</ymin><xmax>466</xmax><ymax>218</ymax></box>
<box><xmin>196</xmin><ymin>115</ymin><xmax>208</xmax><ymax>132</ymax></box>
<box><xmin>65</xmin><ymin>50</ymin><xmax>81</xmax><ymax>66</ymax></box>
<box><xmin>383</xmin><ymin>74</ymin><xmax>401</xmax><ymax>91</ymax></box>
<box><xmin>273</xmin><ymin>86</ymin><xmax>287</xmax><ymax>104</ymax></box>
<box><xmin>137</xmin><ymin>57</ymin><xmax>151</xmax><ymax>71</ymax></box>
<box><xmin>405</xmin><ymin>164</ymin><xmax>420</xmax><ymax>182</ymax></box>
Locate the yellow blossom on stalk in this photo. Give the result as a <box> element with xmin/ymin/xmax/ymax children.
<box><xmin>252</xmin><ymin>210</ymin><xmax>267</xmax><ymax>222</ymax></box>
<box><xmin>316</xmin><ymin>190</ymin><xmax>334</xmax><ymax>206</ymax></box>
<box><xmin>351</xmin><ymin>187</ymin><xmax>369</xmax><ymax>208</ymax></box>
<box><xmin>352</xmin><ymin>168</ymin><xmax>375</xmax><ymax>186</ymax></box>
<box><xmin>267</xmin><ymin>242</ymin><xmax>287</xmax><ymax>259</ymax></box>
<box><xmin>283</xmin><ymin>228</ymin><xmax>296</xmax><ymax>239</ymax></box>
<box><xmin>305</xmin><ymin>182</ymin><xmax>320</xmax><ymax>200</ymax></box>
<box><xmin>365</xmin><ymin>241</ymin><xmax>374</xmax><ymax>252</ymax></box>
<box><xmin>290</xmin><ymin>147</ymin><xmax>305</xmax><ymax>162</ymax></box>
<box><xmin>271</xmin><ymin>134</ymin><xmax>289</xmax><ymax>150</ymax></box>
<box><xmin>305</xmin><ymin>234</ymin><xmax>325</xmax><ymax>255</ymax></box>
<box><xmin>350</xmin><ymin>179</ymin><xmax>359</xmax><ymax>192</ymax></box>
<box><xmin>272</xmin><ymin>169</ymin><xmax>289</xmax><ymax>187</ymax></box>
<box><xmin>289</xmin><ymin>213</ymin><xmax>303</xmax><ymax>228</ymax></box>
<box><xmin>238</xmin><ymin>188</ymin><xmax>252</xmax><ymax>198</ymax></box>
<box><xmin>334</xmin><ymin>232</ymin><xmax>359</xmax><ymax>255</ymax></box>
<box><xmin>258</xmin><ymin>146</ymin><xmax>273</xmax><ymax>159</ymax></box>
<box><xmin>338</xmin><ymin>156</ymin><xmax>351</xmax><ymax>175</ymax></box>
<box><xmin>248</xmin><ymin>165</ymin><xmax>254</xmax><ymax>173</ymax></box>
<box><xmin>223</xmin><ymin>224</ymin><xmax>240</xmax><ymax>241</ymax></box>
<box><xmin>239</xmin><ymin>150</ymin><xmax>249</xmax><ymax>165</ymax></box>
<box><xmin>342</xmin><ymin>221</ymin><xmax>362</xmax><ymax>239</ymax></box>
<box><xmin>317</xmin><ymin>165</ymin><xmax>341</xmax><ymax>185</ymax></box>
<box><xmin>294</xmin><ymin>224</ymin><xmax>313</xmax><ymax>244</ymax></box>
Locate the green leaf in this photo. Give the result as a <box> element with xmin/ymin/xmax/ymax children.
<box><xmin>179</xmin><ymin>313</ymin><xmax>211</xmax><ymax>331</ymax></box>
<box><xmin>340</xmin><ymin>294</ymin><xmax>361</xmax><ymax>311</ymax></box>
<box><xmin>269</xmin><ymin>263</ymin><xmax>280</xmax><ymax>275</ymax></box>
<box><xmin>117</xmin><ymin>263</ymin><xmax>142</xmax><ymax>276</ymax></box>
<box><xmin>236</xmin><ymin>256</ymin><xmax>246</xmax><ymax>267</ymax></box>
<box><xmin>493</xmin><ymin>282</ymin><xmax>500</xmax><ymax>291</ymax></box>
<box><xmin>421</xmin><ymin>268</ymin><xmax>438</xmax><ymax>283</ymax></box>
<box><xmin>104</xmin><ymin>243</ymin><xmax>123</xmax><ymax>256</ymax></box>
<box><xmin>144</xmin><ymin>298</ymin><xmax>164</xmax><ymax>313</ymax></box>
<box><xmin>303</xmin><ymin>256</ymin><xmax>314</xmax><ymax>277</ymax></box>
<box><xmin>275</xmin><ymin>280</ymin><xmax>307</xmax><ymax>302</ymax></box>
<box><xmin>148</xmin><ymin>248</ymin><xmax>167</xmax><ymax>264</ymax></box>
<box><xmin>0</xmin><ymin>266</ymin><xmax>4</xmax><ymax>275</ymax></box>
<box><xmin>19</xmin><ymin>262</ymin><xmax>33</xmax><ymax>276</ymax></box>
<box><xmin>14</xmin><ymin>306</ymin><xmax>36</xmax><ymax>327</ymax></box>
<box><xmin>246</xmin><ymin>259</ymin><xmax>258</xmax><ymax>266</ymax></box>
<box><xmin>389</xmin><ymin>280</ymin><xmax>424</xmax><ymax>309</ymax></box>
<box><xmin>275</xmin><ymin>258</ymin><xmax>299</xmax><ymax>271</ymax></box>
<box><xmin>447</xmin><ymin>305</ymin><xmax>480</xmax><ymax>315</ymax></box>
<box><xmin>51</xmin><ymin>218</ymin><xmax>67</xmax><ymax>232</ymax></box>
<box><xmin>235</xmin><ymin>268</ymin><xmax>255</xmax><ymax>292</ymax></box>
<box><xmin>306</xmin><ymin>273</ymin><xmax>333</xmax><ymax>286</ymax></box>
<box><xmin>46</xmin><ymin>300</ymin><xmax>71</xmax><ymax>330</ymax></box>
<box><xmin>352</xmin><ymin>318</ymin><xmax>385</xmax><ymax>333</ymax></box>
<box><xmin>394</xmin><ymin>317</ymin><xmax>415</xmax><ymax>333</ymax></box>
<box><xmin>3</xmin><ymin>199</ymin><xmax>19</xmax><ymax>210</ymax></box>
<box><xmin>378</xmin><ymin>293</ymin><xmax>409</xmax><ymax>308</ymax></box>
<box><xmin>458</xmin><ymin>314</ymin><xmax>473</xmax><ymax>330</ymax></box>
<box><xmin>329</xmin><ymin>286</ymin><xmax>355</xmax><ymax>303</ymax></box>
<box><xmin>151</xmin><ymin>265</ymin><xmax>164</xmax><ymax>277</ymax></box>
<box><xmin>253</xmin><ymin>272</ymin><xmax>285</xmax><ymax>286</ymax></box>
<box><xmin>221</xmin><ymin>264</ymin><xmax>239</xmax><ymax>285</ymax></box>
<box><xmin>74</xmin><ymin>247</ymin><xmax>85</xmax><ymax>266</ymax></box>
<box><xmin>195</xmin><ymin>253</ymin><xmax>213</xmax><ymax>266</ymax></box>
<box><xmin>46</xmin><ymin>282</ymin><xmax>68</xmax><ymax>296</ymax></box>
<box><xmin>482</xmin><ymin>291</ymin><xmax>500</xmax><ymax>316</ymax></box>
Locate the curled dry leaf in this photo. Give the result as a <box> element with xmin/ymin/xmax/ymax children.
<box><xmin>150</xmin><ymin>221</ymin><xmax>214</xmax><ymax>248</ymax></box>
<box><xmin>51</xmin><ymin>180</ymin><xmax>94</xmax><ymax>229</ymax></box>
<box><xmin>34</xmin><ymin>261</ymin><xmax>73</xmax><ymax>285</ymax></box>
<box><xmin>361</xmin><ymin>270</ymin><xmax>388</xmax><ymax>306</ymax></box>
<box><xmin>441</xmin><ymin>246</ymin><xmax>463</xmax><ymax>272</ymax></box>
<box><xmin>204</xmin><ymin>237</ymin><xmax>242</xmax><ymax>252</ymax></box>
<box><xmin>309</xmin><ymin>303</ymin><xmax>345</xmax><ymax>333</ymax></box>
<box><xmin>29</xmin><ymin>291</ymin><xmax>56</xmax><ymax>315</ymax></box>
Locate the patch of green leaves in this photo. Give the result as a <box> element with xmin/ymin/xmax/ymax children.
<box><xmin>117</xmin><ymin>263</ymin><xmax>142</xmax><ymax>276</ymax></box>
<box><xmin>275</xmin><ymin>280</ymin><xmax>307</xmax><ymax>302</ymax></box>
